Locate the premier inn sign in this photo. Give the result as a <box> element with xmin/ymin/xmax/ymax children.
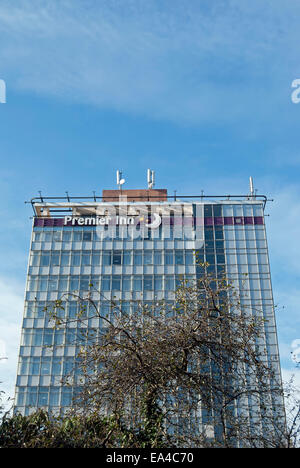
<box><xmin>64</xmin><ymin>214</ymin><xmax>162</xmax><ymax>228</ymax></box>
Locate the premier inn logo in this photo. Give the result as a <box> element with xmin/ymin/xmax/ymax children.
<box><xmin>64</xmin><ymin>214</ymin><xmax>161</xmax><ymax>228</ymax></box>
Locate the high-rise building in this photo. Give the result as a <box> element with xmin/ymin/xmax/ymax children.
<box><xmin>14</xmin><ymin>181</ymin><xmax>284</xmax><ymax>443</ymax></box>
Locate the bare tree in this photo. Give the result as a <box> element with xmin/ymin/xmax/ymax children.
<box><xmin>47</xmin><ymin>263</ymin><xmax>289</xmax><ymax>448</ymax></box>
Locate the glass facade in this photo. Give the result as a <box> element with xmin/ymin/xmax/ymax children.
<box><xmin>14</xmin><ymin>199</ymin><xmax>284</xmax><ymax>435</ymax></box>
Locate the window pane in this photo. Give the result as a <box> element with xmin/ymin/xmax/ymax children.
<box><xmin>154</xmin><ymin>251</ymin><xmax>162</xmax><ymax>265</ymax></box>
<box><xmin>112</xmin><ymin>276</ymin><xmax>121</xmax><ymax>290</ymax></box>
<box><xmin>165</xmin><ymin>276</ymin><xmax>174</xmax><ymax>290</ymax></box>
<box><xmin>92</xmin><ymin>253</ymin><xmax>100</xmax><ymax>266</ymax></box>
<box><xmin>144</xmin><ymin>252</ymin><xmax>152</xmax><ymax>265</ymax></box>
<box><xmin>48</xmin><ymin>277</ymin><xmax>58</xmax><ymax>291</ymax></box>
<box><xmin>113</xmin><ymin>251</ymin><xmax>122</xmax><ymax>265</ymax></box>
<box><xmin>58</xmin><ymin>277</ymin><xmax>68</xmax><ymax>291</ymax></box>
<box><xmin>71</xmin><ymin>253</ymin><xmax>81</xmax><ymax>266</ymax></box>
<box><xmin>133</xmin><ymin>276</ymin><xmax>142</xmax><ymax>291</ymax></box>
<box><xmin>62</xmin><ymin>231</ymin><xmax>72</xmax><ymax>241</ymax></box>
<box><xmin>83</xmin><ymin>232</ymin><xmax>92</xmax><ymax>241</ymax></box>
<box><xmin>175</xmin><ymin>250</ymin><xmax>184</xmax><ymax>264</ymax></box>
<box><xmin>165</xmin><ymin>251</ymin><xmax>173</xmax><ymax>265</ymax></box>
<box><xmin>102</xmin><ymin>252</ymin><xmax>112</xmax><ymax>265</ymax></box>
<box><xmin>102</xmin><ymin>276</ymin><xmax>111</xmax><ymax>291</ymax></box>
<box><xmin>154</xmin><ymin>276</ymin><xmax>162</xmax><ymax>290</ymax></box>
<box><xmin>40</xmin><ymin>254</ymin><xmax>50</xmax><ymax>266</ymax></box>
<box><xmin>70</xmin><ymin>277</ymin><xmax>79</xmax><ymax>291</ymax></box>
<box><xmin>123</xmin><ymin>251</ymin><xmax>132</xmax><ymax>265</ymax></box>
<box><xmin>30</xmin><ymin>253</ymin><xmax>39</xmax><ymax>266</ymax></box>
<box><xmin>144</xmin><ymin>275</ymin><xmax>153</xmax><ymax>290</ymax></box>
<box><xmin>185</xmin><ymin>251</ymin><xmax>194</xmax><ymax>265</ymax></box>
<box><xmin>73</xmin><ymin>232</ymin><xmax>82</xmax><ymax>241</ymax></box>
<box><xmin>61</xmin><ymin>253</ymin><xmax>70</xmax><ymax>266</ymax></box>
<box><xmin>122</xmin><ymin>276</ymin><xmax>131</xmax><ymax>291</ymax></box>
<box><xmin>80</xmin><ymin>277</ymin><xmax>90</xmax><ymax>291</ymax></box>
<box><xmin>82</xmin><ymin>253</ymin><xmax>91</xmax><ymax>265</ymax></box>
<box><xmin>134</xmin><ymin>251</ymin><xmax>142</xmax><ymax>265</ymax></box>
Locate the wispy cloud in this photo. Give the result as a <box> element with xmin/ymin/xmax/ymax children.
<box><xmin>0</xmin><ymin>0</ymin><xmax>300</xmax><ymax>124</ymax></box>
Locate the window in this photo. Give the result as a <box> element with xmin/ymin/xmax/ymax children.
<box><xmin>154</xmin><ymin>251</ymin><xmax>162</xmax><ymax>265</ymax></box>
<box><xmin>33</xmin><ymin>330</ymin><xmax>43</xmax><ymax>346</ymax></box>
<box><xmin>30</xmin><ymin>252</ymin><xmax>39</xmax><ymax>266</ymax></box>
<box><xmin>53</xmin><ymin>231</ymin><xmax>62</xmax><ymax>242</ymax></box>
<box><xmin>134</xmin><ymin>251</ymin><xmax>142</xmax><ymax>265</ymax></box>
<box><xmin>80</xmin><ymin>277</ymin><xmax>90</xmax><ymax>291</ymax></box>
<box><xmin>144</xmin><ymin>252</ymin><xmax>153</xmax><ymax>265</ymax></box>
<box><xmin>92</xmin><ymin>253</ymin><xmax>100</xmax><ymax>266</ymax></box>
<box><xmin>43</xmin><ymin>330</ymin><xmax>53</xmax><ymax>346</ymax></box>
<box><xmin>113</xmin><ymin>251</ymin><xmax>122</xmax><ymax>265</ymax></box>
<box><xmin>48</xmin><ymin>277</ymin><xmax>58</xmax><ymax>291</ymax></box>
<box><xmin>102</xmin><ymin>252</ymin><xmax>112</xmax><ymax>265</ymax></box>
<box><xmin>185</xmin><ymin>251</ymin><xmax>194</xmax><ymax>265</ymax></box>
<box><xmin>165</xmin><ymin>251</ymin><xmax>173</xmax><ymax>265</ymax></box>
<box><xmin>175</xmin><ymin>250</ymin><xmax>184</xmax><ymax>265</ymax></box>
<box><xmin>90</xmin><ymin>276</ymin><xmax>100</xmax><ymax>289</ymax></box>
<box><xmin>73</xmin><ymin>232</ymin><xmax>82</xmax><ymax>241</ymax></box>
<box><xmin>50</xmin><ymin>389</ymin><xmax>60</xmax><ymax>406</ymax></box>
<box><xmin>30</xmin><ymin>357</ymin><xmax>40</xmax><ymax>374</ymax></box>
<box><xmin>27</xmin><ymin>388</ymin><xmax>37</xmax><ymax>406</ymax></box>
<box><xmin>61</xmin><ymin>252</ymin><xmax>70</xmax><ymax>266</ymax></box>
<box><xmin>70</xmin><ymin>277</ymin><xmax>79</xmax><ymax>291</ymax></box>
<box><xmin>123</xmin><ymin>251</ymin><xmax>132</xmax><ymax>265</ymax></box>
<box><xmin>40</xmin><ymin>358</ymin><xmax>51</xmax><ymax>375</ymax></box>
<box><xmin>71</xmin><ymin>253</ymin><xmax>81</xmax><ymax>266</ymax></box>
<box><xmin>122</xmin><ymin>276</ymin><xmax>131</xmax><ymax>291</ymax></box>
<box><xmin>215</xmin><ymin>227</ymin><xmax>223</xmax><ymax>240</ymax></box>
<box><xmin>28</xmin><ymin>277</ymin><xmax>38</xmax><ymax>291</ymax></box>
<box><xmin>112</xmin><ymin>275</ymin><xmax>121</xmax><ymax>290</ymax></box>
<box><xmin>204</xmin><ymin>205</ymin><xmax>212</xmax><ymax>217</ymax></box>
<box><xmin>39</xmin><ymin>278</ymin><xmax>48</xmax><ymax>291</ymax></box>
<box><xmin>144</xmin><ymin>275</ymin><xmax>153</xmax><ymax>290</ymax></box>
<box><xmin>133</xmin><ymin>276</ymin><xmax>142</xmax><ymax>291</ymax></box>
<box><xmin>154</xmin><ymin>276</ymin><xmax>163</xmax><ymax>290</ymax></box>
<box><xmin>22</xmin><ymin>331</ymin><xmax>31</xmax><ymax>346</ymax></box>
<box><xmin>83</xmin><ymin>231</ymin><xmax>92</xmax><ymax>241</ymax></box>
<box><xmin>52</xmin><ymin>358</ymin><xmax>62</xmax><ymax>375</ymax></box>
<box><xmin>213</xmin><ymin>205</ymin><xmax>222</xmax><ymax>217</ymax></box>
<box><xmin>54</xmin><ymin>330</ymin><xmax>64</xmax><ymax>345</ymax></box>
<box><xmin>40</xmin><ymin>253</ymin><xmax>50</xmax><ymax>266</ymax></box>
<box><xmin>216</xmin><ymin>254</ymin><xmax>225</xmax><ymax>264</ymax></box>
<box><xmin>82</xmin><ymin>252</ymin><xmax>91</xmax><ymax>265</ymax></box>
<box><xmin>102</xmin><ymin>276</ymin><xmax>111</xmax><ymax>291</ymax></box>
<box><xmin>165</xmin><ymin>276</ymin><xmax>175</xmax><ymax>291</ymax></box>
<box><xmin>58</xmin><ymin>277</ymin><xmax>68</xmax><ymax>291</ymax></box>
<box><xmin>62</xmin><ymin>231</ymin><xmax>72</xmax><ymax>242</ymax></box>
<box><xmin>206</xmin><ymin>254</ymin><xmax>215</xmax><ymax>265</ymax></box>
<box><xmin>61</xmin><ymin>389</ymin><xmax>72</xmax><ymax>406</ymax></box>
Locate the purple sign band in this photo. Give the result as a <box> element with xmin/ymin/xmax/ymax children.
<box><xmin>34</xmin><ymin>216</ymin><xmax>264</xmax><ymax>228</ymax></box>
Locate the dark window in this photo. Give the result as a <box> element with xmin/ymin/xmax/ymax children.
<box><xmin>205</xmin><ymin>228</ymin><xmax>214</xmax><ymax>240</ymax></box>
<box><xmin>83</xmin><ymin>232</ymin><xmax>92</xmax><ymax>241</ymax></box>
<box><xmin>214</xmin><ymin>227</ymin><xmax>223</xmax><ymax>240</ymax></box>
<box><xmin>113</xmin><ymin>251</ymin><xmax>122</xmax><ymax>265</ymax></box>
<box><xmin>204</xmin><ymin>205</ymin><xmax>212</xmax><ymax>217</ymax></box>
<box><xmin>213</xmin><ymin>205</ymin><xmax>222</xmax><ymax>217</ymax></box>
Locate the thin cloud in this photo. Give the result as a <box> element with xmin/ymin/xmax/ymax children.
<box><xmin>0</xmin><ymin>1</ymin><xmax>299</xmax><ymax>124</ymax></box>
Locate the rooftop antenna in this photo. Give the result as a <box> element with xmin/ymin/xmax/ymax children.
<box><xmin>147</xmin><ymin>169</ymin><xmax>155</xmax><ymax>189</ymax></box>
<box><xmin>249</xmin><ymin>176</ymin><xmax>254</xmax><ymax>199</ymax></box>
<box><xmin>117</xmin><ymin>170</ymin><xmax>125</xmax><ymax>190</ymax></box>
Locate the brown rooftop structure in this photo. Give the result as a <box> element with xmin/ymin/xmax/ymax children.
<box><xmin>102</xmin><ymin>189</ymin><xmax>168</xmax><ymax>202</ymax></box>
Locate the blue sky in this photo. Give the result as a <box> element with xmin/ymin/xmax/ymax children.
<box><xmin>0</xmin><ymin>0</ymin><xmax>300</xmax><ymax>405</ymax></box>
